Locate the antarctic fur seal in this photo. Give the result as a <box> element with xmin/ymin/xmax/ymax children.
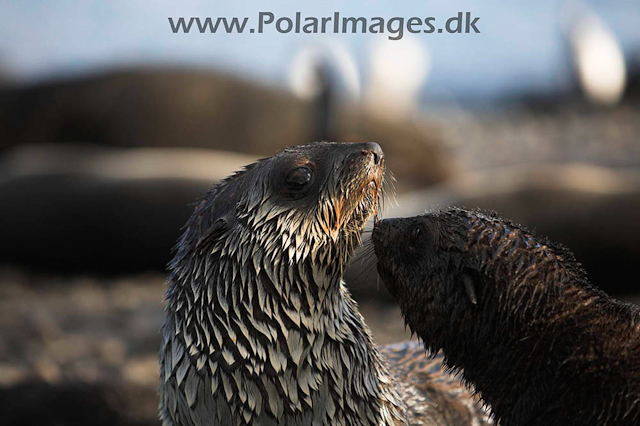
<box><xmin>159</xmin><ymin>143</ymin><xmax>488</xmax><ymax>426</ymax></box>
<box><xmin>373</xmin><ymin>208</ymin><xmax>640</xmax><ymax>426</ymax></box>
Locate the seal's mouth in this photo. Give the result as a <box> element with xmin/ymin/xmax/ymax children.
<box><xmin>335</xmin><ymin>144</ymin><xmax>384</xmax><ymax>219</ymax></box>
<box><xmin>315</xmin><ymin>142</ymin><xmax>385</xmax><ymax>249</ymax></box>
<box><xmin>360</xmin><ymin>147</ymin><xmax>386</xmax><ymax>214</ymax></box>
<box><xmin>349</xmin><ymin>158</ymin><xmax>385</xmax><ymax>224</ymax></box>
<box><xmin>371</xmin><ymin>220</ymin><xmax>397</xmax><ymax>295</ymax></box>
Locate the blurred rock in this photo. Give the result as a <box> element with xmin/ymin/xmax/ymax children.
<box><xmin>0</xmin><ymin>68</ymin><xmax>453</xmax><ymax>188</ymax></box>
<box><xmin>0</xmin><ymin>269</ymin><xmax>163</xmax><ymax>425</ymax></box>
<box><xmin>0</xmin><ymin>144</ymin><xmax>252</xmax><ymax>273</ymax></box>
<box><xmin>0</xmin><ymin>380</ymin><xmax>159</xmax><ymax>426</ymax></box>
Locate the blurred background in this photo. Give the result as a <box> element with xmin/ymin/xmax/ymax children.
<box><xmin>1</xmin><ymin>1</ymin><xmax>639</xmax><ymax>425</ymax></box>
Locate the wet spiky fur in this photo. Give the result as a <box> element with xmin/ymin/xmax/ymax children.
<box><xmin>373</xmin><ymin>208</ymin><xmax>640</xmax><ymax>426</ymax></box>
<box><xmin>159</xmin><ymin>143</ymin><xmax>408</xmax><ymax>426</ymax></box>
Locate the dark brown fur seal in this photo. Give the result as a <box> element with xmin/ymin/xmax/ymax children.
<box><xmin>159</xmin><ymin>144</ymin><xmax>488</xmax><ymax>426</ymax></box>
<box><xmin>373</xmin><ymin>208</ymin><xmax>640</xmax><ymax>426</ymax></box>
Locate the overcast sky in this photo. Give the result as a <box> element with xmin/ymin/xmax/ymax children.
<box><xmin>1</xmin><ymin>0</ymin><xmax>639</xmax><ymax>102</ymax></box>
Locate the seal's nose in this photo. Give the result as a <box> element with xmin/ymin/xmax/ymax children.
<box><xmin>359</xmin><ymin>142</ymin><xmax>384</xmax><ymax>166</ymax></box>
<box><xmin>372</xmin><ymin>218</ymin><xmax>397</xmax><ymax>247</ymax></box>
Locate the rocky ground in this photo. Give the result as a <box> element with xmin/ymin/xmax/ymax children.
<box><xmin>430</xmin><ymin>102</ymin><xmax>640</xmax><ymax>171</ymax></box>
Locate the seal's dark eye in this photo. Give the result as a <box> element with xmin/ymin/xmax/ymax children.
<box><xmin>285</xmin><ymin>167</ymin><xmax>313</xmax><ymax>191</ymax></box>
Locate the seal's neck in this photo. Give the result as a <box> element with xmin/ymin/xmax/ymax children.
<box><xmin>167</xmin><ymin>235</ymin><xmax>406</xmax><ymax>425</ymax></box>
<box><xmin>443</xmin><ymin>251</ymin><xmax>639</xmax><ymax>426</ymax></box>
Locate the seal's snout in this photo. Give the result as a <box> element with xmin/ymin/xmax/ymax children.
<box><xmin>371</xmin><ymin>219</ymin><xmax>386</xmax><ymax>247</ymax></box>
<box><xmin>360</xmin><ymin>142</ymin><xmax>384</xmax><ymax>166</ymax></box>
<box><xmin>372</xmin><ymin>218</ymin><xmax>400</xmax><ymax>249</ymax></box>
<box><xmin>372</xmin><ymin>218</ymin><xmax>403</xmax><ymax>297</ymax></box>
<box><xmin>372</xmin><ymin>219</ymin><xmax>385</xmax><ymax>246</ymax></box>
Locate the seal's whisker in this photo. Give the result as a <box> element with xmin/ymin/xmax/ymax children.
<box><xmin>379</xmin><ymin>168</ymin><xmax>397</xmax><ymax>219</ymax></box>
<box><xmin>350</xmin><ymin>243</ymin><xmax>376</xmax><ymax>267</ymax></box>
<box><xmin>350</xmin><ymin>261</ymin><xmax>378</xmax><ymax>283</ymax></box>
<box><xmin>348</xmin><ymin>241</ymin><xmax>378</xmax><ymax>283</ymax></box>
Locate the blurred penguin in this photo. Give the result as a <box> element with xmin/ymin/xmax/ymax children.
<box><xmin>365</xmin><ymin>36</ymin><xmax>431</xmax><ymax>120</ymax></box>
<box><xmin>562</xmin><ymin>1</ymin><xmax>627</xmax><ymax>106</ymax></box>
<box><xmin>288</xmin><ymin>41</ymin><xmax>361</xmax><ymax>142</ymax></box>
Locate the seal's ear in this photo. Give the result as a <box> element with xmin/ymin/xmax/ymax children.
<box><xmin>196</xmin><ymin>216</ymin><xmax>231</xmax><ymax>252</ymax></box>
<box><xmin>460</xmin><ymin>271</ymin><xmax>478</xmax><ymax>305</ymax></box>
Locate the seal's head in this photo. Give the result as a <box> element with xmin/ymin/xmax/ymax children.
<box><xmin>172</xmin><ymin>142</ymin><xmax>384</xmax><ymax>280</ymax></box>
<box><xmin>180</xmin><ymin>142</ymin><xmax>384</xmax><ymax>262</ymax></box>
<box><xmin>372</xmin><ymin>207</ymin><xmax>588</xmax><ymax>353</ymax></box>
<box><xmin>372</xmin><ymin>210</ymin><xmax>476</xmax><ymax>350</ymax></box>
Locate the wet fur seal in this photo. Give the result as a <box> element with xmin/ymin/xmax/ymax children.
<box><xmin>159</xmin><ymin>143</ymin><xmax>488</xmax><ymax>426</ymax></box>
<box><xmin>373</xmin><ymin>208</ymin><xmax>640</xmax><ymax>426</ymax></box>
